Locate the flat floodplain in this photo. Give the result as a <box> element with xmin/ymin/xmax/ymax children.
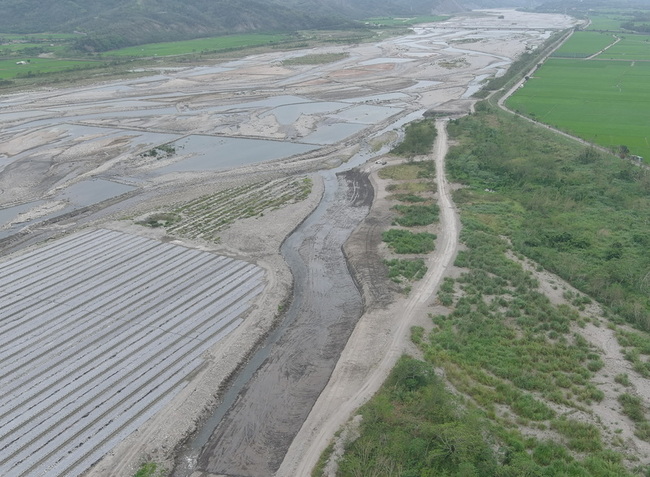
<box><xmin>0</xmin><ymin>229</ymin><xmax>264</xmax><ymax>477</ymax></box>
<box><xmin>506</xmin><ymin>58</ymin><xmax>650</xmax><ymax>159</ymax></box>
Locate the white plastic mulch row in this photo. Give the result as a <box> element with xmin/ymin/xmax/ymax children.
<box><xmin>0</xmin><ymin>229</ymin><xmax>264</xmax><ymax>477</ymax></box>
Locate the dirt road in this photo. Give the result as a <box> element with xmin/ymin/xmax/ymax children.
<box><xmin>277</xmin><ymin>119</ymin><xmax>460</xmax><ymax>476</ymax></box>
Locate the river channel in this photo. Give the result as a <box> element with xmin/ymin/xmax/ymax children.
<box><xmin>171</xmin><ymin>132</ymin><xmax>407</xmax><ymax>476</ymax></box>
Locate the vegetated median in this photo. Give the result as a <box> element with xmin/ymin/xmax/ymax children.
<box><xmin>378</xmin><ymin>129</ymin><xmax>439</xmax><ymax>289</ymax></box>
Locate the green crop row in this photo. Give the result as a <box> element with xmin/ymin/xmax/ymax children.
<box><xmin>154</xmin><ymin>177</ymin><xmax>311</xmax><ymax>242</ymax></box>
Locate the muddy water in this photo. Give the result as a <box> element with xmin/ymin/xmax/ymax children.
<box><xmin>172</xmin><ymin>144</ymin><xmax>390</xmax><ymax>477</ymax></box>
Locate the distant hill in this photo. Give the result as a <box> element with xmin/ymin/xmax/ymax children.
<box><xmin>0</xmin><ymin>0</ymin><xmax>531</xmax><ymax>51</ymax></box>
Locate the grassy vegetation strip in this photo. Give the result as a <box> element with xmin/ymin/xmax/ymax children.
<box><xmin>162</xmin><ymin>177</ymin><xmax>312</xmax><ymax>242</ymax></box>
<box><xmin>478</xmin><ymin>30</ymin><xmax>567</xmax><ymax>97</ymax></box>
<box><xmin>392</xmin><ymin>203</ymin><xmax>439</xmax><ymax>226</ymax></box>
<box><xmin>379</xmin><ymin>161</ymin><xmax>435</xmax><ymax>181</ymax></box>
<box><xmin>329</xmin><ymin>356</ymin><xmax>635</xmax><ymax>477</ymax></box>
<box><xmin>0</xmin><ymin>58</ymin><xmax>106</xmax><ymax>80</ymax></box>
<box><xmin>446</xmin><ymin>105</ymin><xmax>650</xmax><ymax>332</ymax></box>
<box><xmin>376</xmin><ymin>150</ymin><xmax>439</xmax><ymax>288</ymax></box>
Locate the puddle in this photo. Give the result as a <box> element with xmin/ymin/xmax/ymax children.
<box><xmin>300</xmin><ymin>123</ymin><xmax>366</xmax><ymax>145</ymax></box>
<box><xmin>261</xmin><ymin>101</ymin><xmax>348</xmax><ymax>125</ymax></box>
<box><xmin>155</xmin><ymin>136</ymin><xmax>319</xmax><ymax>173</ymax></box>
<box><xmin>341</xmin><ymin>92</ymin><xmax>409</xmax><ymax>104</ymax></box>
<box><xmin>331</xmin><ymin>104</ymin><xmax>401</xmax><ymax>124</ymax></box>
<box><xmin>360</xmin><ymin>57</ymin><xmax>414</xmax><ymax>65</ymax></box>
<box><xmin>462</xmin><ymin>73</ymin><xmax>491</xmax><ymax>99</ymax></box>
<box><xmin>61</xmin><ymin>178</ymin><xmax>136</xmax><ymax>207</ymax></box>
<box><xmin>0</xmin><ymin>201</ymin><xmax>44</xmax><ymax>228</ymax></box>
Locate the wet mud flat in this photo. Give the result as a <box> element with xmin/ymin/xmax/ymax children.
<box><xmin>191</xmin><ymin>170</ymin><xmax>373</xmax><ymax>477</ymax></box>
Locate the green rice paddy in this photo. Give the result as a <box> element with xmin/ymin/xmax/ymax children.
<box><xmin>585</xmin><ymin>14</ymin><xmax>629</xmax><ymax>31</ymax></box>
<box><xmin>105</xmin><ymin>33</ymin><xmax>290</xmax><ymax>57</ymax></box>
<box><xmin>598</xmin><ymin>36</ymin><xmax>650</xmax><ymax>61</ymax></box>
<box><xmin>552</xmin><ymin>31</ymin><xmax>618</xmax><ymax>58</ymax></box>
<box><xmin>0</xmin><ymin>58</ymin><xmax>103</xmax><ymax>79</ymax></box>
<box><xmin>507</xmin><ymin>29</ymin><xmax>650</xmax><ymax>160</ymax></box>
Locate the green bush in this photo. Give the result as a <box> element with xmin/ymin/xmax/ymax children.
<box><xmin>384</xmin><ymin>258</ymin><xmax>427</xmax><ymax>282</ymax></box>
<box><xmin>134</xmin><ymin>462</ymin><xmax>165</xmax><ymax>477</ymax></box>
<box><xmin>391</xmin><ymin>119</ymin><xmax>438</xmax><ymax>157</ymax></box>
<box><xmin>551</xmin><ymin>419</ymin><xmax>603</xmax><ymax>452</ymax></box>
<box><xmin>392</xmin><ymin>203</ymin><xmax>439</xmax><ymax>226</ymax></box>
<box><xmin>619</xmin><ymin>393</ymin><xmax>646</xmax><ymax>422</ymax></box>
<box><xmin>382</xmin><ymin>229</ymin><xmax>436</xmax><ymax>254</ymax></box>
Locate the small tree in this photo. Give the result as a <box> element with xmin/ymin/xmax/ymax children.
<box><xmin>618</xmin><ymin>144</ymin><xmax>630</xmax><ymax>158</ymax></box>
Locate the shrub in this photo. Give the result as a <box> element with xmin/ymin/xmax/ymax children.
<box><xmin>391</xmin><ymin>118</ymin><xmax>437</xmax><ymax>157</ymax></box>
<box><xmin>384</xmin><ymin>258</ymin><xmax>427</xmax><ymax>282</ymax></box>
<box><xmin>382</xmin><ymin>229</ymin><xmax>436</xmax><ymax>254</ymax></box>
<box><xmin>393</xmin><ymin>204</ymin><xmax>439</xmax><ymax>226</ymax></box>
<box><xmin>618</xmin><ymin>393</ymin><xmax>646</xmax><ymax>422</ymax></box>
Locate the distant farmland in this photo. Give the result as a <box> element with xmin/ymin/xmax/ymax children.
<box><xmin>0</xmin><ymin>229</ymin><xmax>264</xmax><ymax>477</ymax></box>
<box><xmin>507</xmin><ymin>32</ymin><xmax>650</xmax><ymax>160</ymax></box>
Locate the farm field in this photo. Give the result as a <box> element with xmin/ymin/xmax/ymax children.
<box><xmin>0</xmin><ymin>229</ymin><xmax>264</xmax><ymax>477</ymax></box>
<box><xmin>551</xmin><ymin>31</ymin><xmax>617</xmax><ymax>58</ymax></box>
<box><xmin>507</xmin><ymin>49</ymin><xmax>650</xmax><ymax>159</ymax></box>
<box><xmin>0</xmin><ymin>58</ymin><xmax>103</xmax><ymax>80</ymax></box>
<box><xmin>105</xmin><ymin>33</ymin><xmax>290</xmax><ymax>57</ymax></box>
<box><xmin>163</xmin><ymin>177</ymin><xmax>312</xmax><ymax>242</ymax></box>
<box><xmin>585</xmin><ymin>11</ymin><xmax>631</xmax><ymax>31</ymax></box>
<box><xmin>599</xmin><ymin>36</ymin><xmax>650</xmax><ymax>61</ymax></box>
